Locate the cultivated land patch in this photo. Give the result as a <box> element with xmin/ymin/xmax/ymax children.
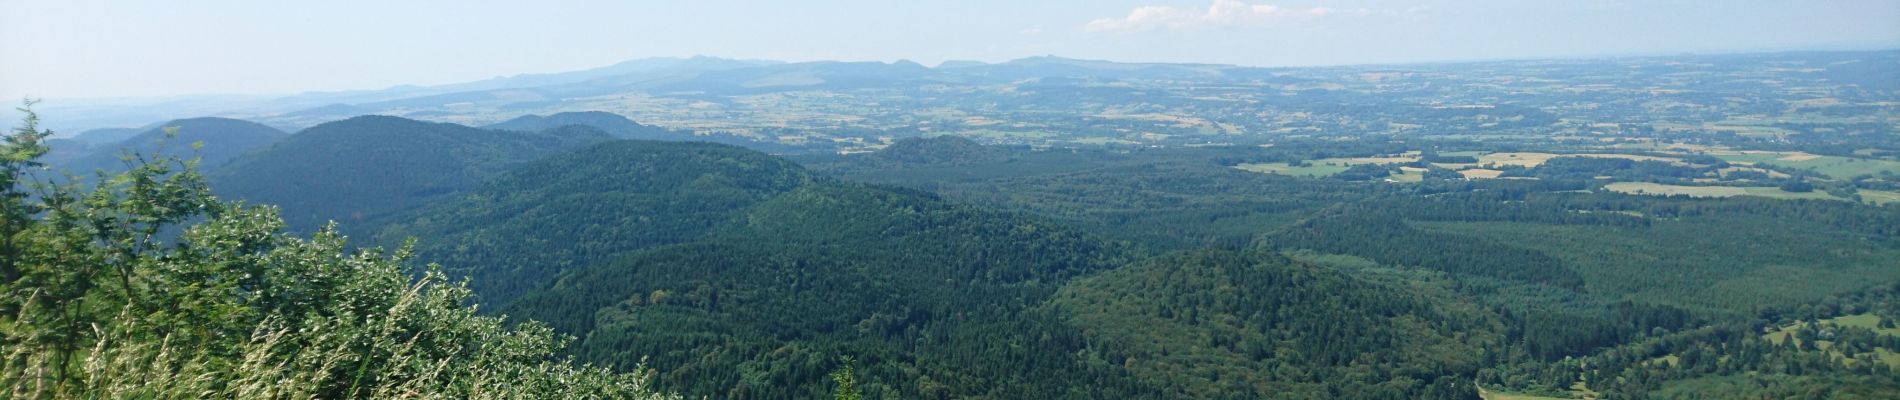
<box><xmin>1388</xmin><ymin>167</ymin><xmax>1428</xmax><ymax>183</ymax></box>
<box><xmin>1606</xmin><ymin>182</ymin><xmax>1747</xmax><ymax>197</ymax></box>
<box><xmin>1604</xmin><ymin>182</ymin><xmax>1846</xmax><ymax>201</ymax></box>
<box><xmin>1585</xmin><ymin>154</ymin><xmax>1685</xmax><ymax>164</ymax></box>
<box><xmin>1858</xmin><ymin>189</ymin><xmax>1900</xmax><ymax>205</ymax></box>
<box><xmin>1778</xmin><ymin>152</ymin><xmax>1823</xmax><ymax>161</ymax></box>
<box><xmin>1712</xmin><ymin>152</ymin><xmax>1900</xmax><ymax>179</ymax></box>
<box><xmin>1459</xmin><ymin>169</ymin><xmax>1505</xmax><ymax>179</ymax></box>
<box><xmin>1715</xmin><ymin>166</ymin><xmax>1791</xmax><ymax>179</ymax></box>
<box><xmin>1474</xmin><ymin>152</ymin><xmax>1686</xmax><ymax>168</ymax></box>
<box><xmin>1478</xmin><ymin>152</ymin><xmax>1559</xmax><ymax>167</ymax></box>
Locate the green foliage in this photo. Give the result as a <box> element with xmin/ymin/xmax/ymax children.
<box><xmin>0</xmin><ymin>106</ymin><xmax>671</xmax><ymax>399</ymax></box>
<box><xmin>831</xmin><ymin>356</ymin><xmax>862</xmax><ymax>400</ymax></box>
<box><xmin>1334</xmin><ymin>163</ymin><xmax>1393</xmax><ymax>181</ymax></box>
<box><xmin>1781</xmin><ymin>179</ymin><xmax>1816</xmax><ymax>193</ymax></box>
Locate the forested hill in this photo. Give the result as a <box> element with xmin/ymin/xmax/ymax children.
<box><xmin>52</xmin><ymin>117</ymin><xmax>286</xmax><ymax>175</ymax></box>
<box><xmin>1052</xmin><ymin>250</ymin><xmax>1498</xmax><ymax>399</ymax></box>
<box><xmin>211</xmin><ymin>115</ymin><xmax>614</xmax><ymax>233</ymax></box>
<box><xmin>362</xmin><ymin>137</ymin><xmax>1144</xmax><ymax>398</ymax></box>
<box><xmin>504</xmin><ymin>180</ymin><xmax>1155</xmax><ymax>398</ymax></box>
<box><xmin>485</xmin><ymin>111</ymin><xmax>680</xmax><ymax>140</ymax></box>
<box><xmin>371</xmin><ymin>140</ymin><xmax>814</xmax><ymax>306</ymax></box>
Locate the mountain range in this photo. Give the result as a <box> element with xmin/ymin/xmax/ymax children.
<box><xmin>21</xmin><ymin>55</ymin><xmax>1289</xmax><ymax>133</ymax></box>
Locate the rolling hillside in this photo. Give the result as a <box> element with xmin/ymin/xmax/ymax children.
<box><xmin>52</xmin><ymin>117</ymin><xmax>286</xmax><ymax>176</ymax></box>
<box><xmin>211</xmin><ymin>115</ymin><xmax>613</xmax><ymax>233</ymax></box>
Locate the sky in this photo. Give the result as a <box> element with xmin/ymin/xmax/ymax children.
<box><xmin>3</xmin><ymin>0</ymin><xmax>1899</xmax><ymax>100</ymax></box>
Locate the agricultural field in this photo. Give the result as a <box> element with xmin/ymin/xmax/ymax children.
<box><xmin>1387</xmin><ymin>167</ymin><xmax>1429</xmax><ymax>182</ymax></box>
<box><xmin>1859</xmin><ymin>189</ymin><xmax>1900</xmax><ymax>205</ymax></box>
<box><xmin>1603</xmin><ymin>182</ymin><xmax>1845</xmax><ymax>201</ymax></box>
<box><xmin>1459</xmin><ymin>169</ymin><xmax>1505</xmax><ymax>179</ymax></box>
<box><xmin>1712</xmin><ymin>152</ymin><xmax>1900</xmax><ymax>179</ymax></box>
<box><xmin>1476</xmin><ymin>152</ymin><xmax>1558</xmax><ymax>167</ymax></box>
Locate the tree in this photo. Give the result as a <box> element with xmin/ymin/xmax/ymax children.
<box><xmin>831</xmin><ymin>356</ymin><xmax>863</xmax><ymax>400</ymax></box>
<box><xmin>0</xmin><ymin>102</ymin><xmax>675</xmax><ymax>399</ymax></box>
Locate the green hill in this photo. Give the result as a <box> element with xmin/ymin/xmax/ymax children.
<box><xmin>485</xmin><ymin>111</ymin><xmax>681</xmax><ymax>140</ymax></box>
<box><xmin>211</xmin><ymin>115</ymin><xmax>612</xmax><ymax>233</ymax></box>
<box><xmin>399</xmin><ymin>140</ymin><xmax>1531</xmax><ymax>399</ymax></box>
<box><xmin>54</xmin><ymin>117</ymin><xmax>286</xmax><ymax>175</ymax></box>
<box><xmin>367</xmin><ymin>139</ymin><xmax>1149</xmax><ymax>398</ymax></box>
<box><xmin>503</xmin><ymin>180</ymin><xmax>1149</xmax><ymax>399</ymax></box>
<box><xmin>1051</xmin><ymin>250</ymin><xmax>1497</xmax><ymax>399</ymax></box>
<box><xmin>372</xmin><ymin>140</ymin><xmax>813</xmax><ymax>305</ymax></box>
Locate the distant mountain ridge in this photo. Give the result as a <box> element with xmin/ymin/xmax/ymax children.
<box><xmin>50</xmin><ymin>117</ymin><xmax>287</xmax><ymax>176</ymax></box>
<box><xmin>483</xmin><ymin>111</ymin><xmax>678</xmax><ymax>140</ymax></box>
<box><xmin>26</xmin><ymin>54</ymin><xmax>1292</xmax><ymax>132</ymax></box>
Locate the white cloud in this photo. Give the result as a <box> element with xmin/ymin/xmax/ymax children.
<box><xmin>1084</xmin><ymin>0</ymin><xmax>1386</xmax><ymax>33</ymax></box>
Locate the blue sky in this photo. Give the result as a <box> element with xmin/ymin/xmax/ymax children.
<box><xmin>3</xmin><ymin>0</ymin><xmax>1898</xmax><ymax>99</ymax></box>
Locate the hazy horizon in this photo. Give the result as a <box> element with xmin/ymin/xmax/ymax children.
<box><xmin>5</xmin><ymin>0</ymin><xmax>1899</xmax><ymax>100</ymax></box>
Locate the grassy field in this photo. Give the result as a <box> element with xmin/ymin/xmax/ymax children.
<box><xmin>1832</xmin><ymin>314</ymin><xmax>1900</xmax><ymax>337</ymax></box>
<box><xmin>1474</xmin><ymin>152</ymin><xmax>1683</xmax><ymax>168</ymax></box>
<box><xmin>1478</xmin><ymin>152</ymin><xmax>1559</xmax><ymax>167</ymax></box>
<box><xmin>1605</xmin><ymin>182</ymin><xmax>1748</xmax><ymax>197</ymax></box>
<box><xmin>1604</xmin><ymin>182</ymin><xmax>1845</xmax><ymax>201</ymax></box>
<box><xmin>1713</xmin><ymin>152</ymin><xmax>1900</xmax><ymax>179</ymax></box>
<box><xmin>1459</xmin><ymin>169</ymin><xmax>1504</xmax><ymax>179</ymax></box>
<box><xmin>1387</xmin><ymin>167</ymin><xmax>1428</xmax><ymax>183</ymax></box>
<box><xmin>1762</xmin><ymin>313</ymin><xmax>1900</xmax><ymax>369</ymax></box>
<box><xmin>1859</xmin><ymin>190</ymin><xmax>1900</xmax><ymax>205</ymax></box>
<box><xmin>1791</xmin><ymin>155</ymin><xmax>1900</xmax><ymax>179</ymax></box>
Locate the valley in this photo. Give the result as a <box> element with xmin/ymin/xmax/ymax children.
<box><xmin>9</xmin><ymin>49</ymin><xmax>1900</xmax><ymax>399</ymax></box>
